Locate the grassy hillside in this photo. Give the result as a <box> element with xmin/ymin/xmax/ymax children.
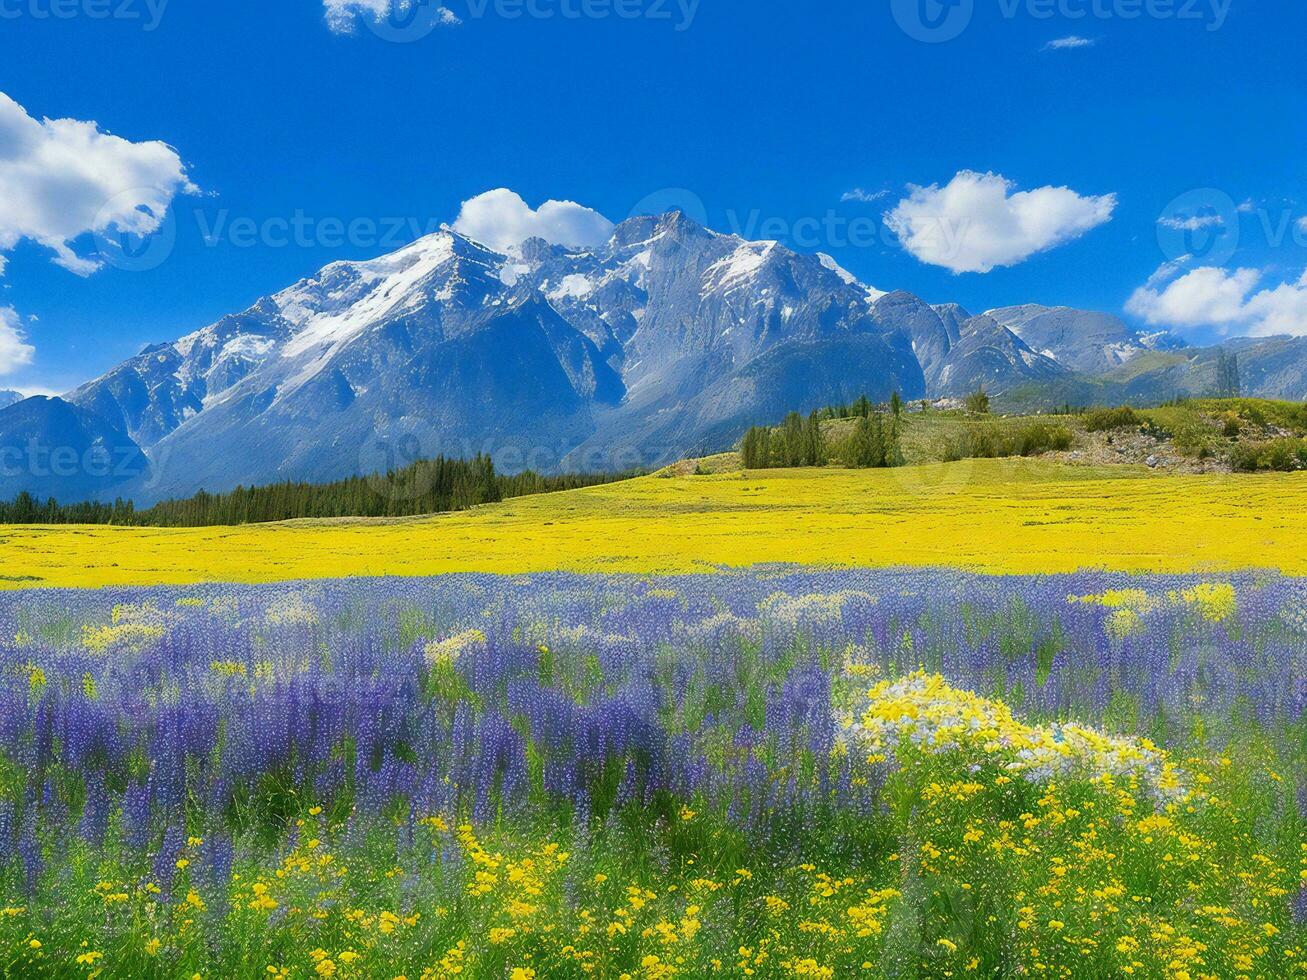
<box><xmin>2</xmin><ymin>458</ymin><xmax>1303</xmax><ymax>588</ymax></box>
<box><xmin>752</xmin><ymin>397</ymin><xmax>1307</xmax><ymax>472</ymax></box>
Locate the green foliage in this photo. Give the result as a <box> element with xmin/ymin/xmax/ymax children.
<box><xmin>936</xmin><ymin>420</ymin><xmax>1072</xmax><ymax>461</ymax></box>
<box><xmin>741</xmin><ymin>412</ymin><xmax>828</xmax><ymax>470</ymax></box>
<box><xmin>1082</xmin><ymin>406</ymin><xmax>1141</xmax><ymax>432</ymax></box>
<box><xmin>1229</xmin><ymin>437</ymin><xmax>1307</xmax><ymax>472</ymax></box>
<box><xmin>964</xmin><ymin>388</ymin><xmax>991</xmax><ymax>415</ymax></box>
<box><xmin>842</xmin><ymin>412</ymin><xmax>903</xmax><ymax>469</ymax></box>
<box><xmin>1214</xmin><ymin>348</ymin><xmax>1242</xmax><ymax>399</ymax></box>
<box><xmin>1169</xmin><ymin>411</ymin><xmax>1220</xmax><ymax>459</ymax></box>
<box><xmin>0</xmin><ymin>455</ymin><xmax>635</xmax><ymax>527</ymax></box>
<box><xmin>1197</xmin><ymin>397</ymin><xmax>1307</xmax><ymax>434</ymax></box>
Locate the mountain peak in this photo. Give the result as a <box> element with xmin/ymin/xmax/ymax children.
<box><xmin>652</xmin><ymin>208</ymin><xmax>719</xmax><ymax>244</ymax></box>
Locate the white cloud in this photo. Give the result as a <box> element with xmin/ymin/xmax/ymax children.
<box><xmin>1044</xmin><ymin>36</ymin><xmax>1096</xmax><ymax>50</ymax></box>
<box><xmin>0</xmin><ymin>306</ymin><xmax>35</xmax><ymax>377</ymax></box>
<box><xmin>0</xmin><ymin>91</ymin><xmax>195</xmax><ymax>277</ymax></box>
<box><xmin>1158</xmin><ymin>213</ymin><xmax>1225</xmax><ymax>232</ymax></box>
<box><xmin>452</xmin><ymin>189</ymin><xmax>615</xmax><ymax>253</ymax></box>
<box><xmin>324</xmin><ymin>0</ymin><xmax>460</xmax><ymax>33</ymax></box>
<box><xmin>1126</xmin><ymin>265</ymin><xmax>1307</xmax><ymax>338</ymax></box>
<box><xmin>1297</xmin><ymin>215</ymin><xmax>1307</xmax><ymax>234</ymax></box>
<box><xmin>1144</xmin><ymin>254</ymin><xmax>1193</xmax><ymax>288</ymax></box>
<box><xmin>885</xmin><ymin>170</ymin><xmax>1116</xmax><ymax>274</ymax></box>
<box><xmin>841</xmin><ymin>187</ymin><xmax>889</xmax><ymax>204</ymax></box>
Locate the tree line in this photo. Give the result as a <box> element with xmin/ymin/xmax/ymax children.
<box><xmin>0</xmin><ymin>455</ymin><xmax>636</xmax><ymax>527</ymax></box>
<box><xmin>740</xmin><ymin>394</ymin><xmax>905</xmax><ymax>470</ymax></box>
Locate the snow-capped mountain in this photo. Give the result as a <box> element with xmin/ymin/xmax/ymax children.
<box><xmin>0</xmin><ymin>390</ymin><xmax>22</xmax><ymax>411</ymax></box>
<box><xmin>40</xmin><ymin>211</ymin><xmax>946</xmax><ymax>500</ymax></box>
<box><xmin>13</xmin><ymin>208</ymin><xmax>1275</xmax><ymax>504</ymax></box>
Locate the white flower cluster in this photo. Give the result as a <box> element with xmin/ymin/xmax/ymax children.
<box><xmin>853</xmin><ymin>673</ymin><xmax>1187</xmax><ymax>802</ymax></box>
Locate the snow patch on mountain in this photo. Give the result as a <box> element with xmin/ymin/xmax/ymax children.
<box><xmin>281</xmin><ymin>233</ymin><xmax>457</xmax><ymax>361</ymax></box>
<box><xmin>704</xmin><ymin>241</ymin><xmax>776</xmax><ymax>294</ymax></box>
<box><xmin>548</xmin><ymin>274</ymin><xmax>596</xmax><ymax>301</ymax></box>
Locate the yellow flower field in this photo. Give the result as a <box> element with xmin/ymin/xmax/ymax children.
<box><xmin>1</xmin><ymin>459</ymin><xmax>1304</xmax><ymax>588</ymax></box>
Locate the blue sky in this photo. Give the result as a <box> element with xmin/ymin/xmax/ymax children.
<box><xmin>0</xmin><ymin>0</ymin><xmax>1304</xmax><ymax>393</ymax></box>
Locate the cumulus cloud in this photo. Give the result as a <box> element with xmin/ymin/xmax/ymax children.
<box><xmin>841</xmin><ymin>187</ymin><xmax>889</xmax><ymax>204</ymax></box>
<box><xmin>324</xmin><ymin>0</ymin><xmax>460</xmax><ymax>32</ymax></box>
<box><xmin>452</xmin><ymin>189</ymin><xmax>615</xmax><ymax>253</ymax></box>
<box><xmin>885</xmin><ymin>170</ymin><xmax>1116</xmax><ymax>274</ymax></box>
<box><xmin>1126</xmin><ymin>265</ymin><xmax>1307</xmax><ymax>338</ymax></box>
<box><xmin>1044</xmin><ymin>36</ymin><xmax>1096</xmax><ymax>50</ymax></box>
<box><xmin>0</xmin><ymin>91</ymin><xmax>195</xmax><ymax>276</ymax></box>
<box><xmin>0</xmin><ymin>306</ymin><xmax>36</xmax><ymax>377</ymax></box>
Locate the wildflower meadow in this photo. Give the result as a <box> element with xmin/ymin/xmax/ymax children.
<box><xmin>0</xmin><ymin>571</ymin><xmax>1303</xmax><ymax>978</ymax></box>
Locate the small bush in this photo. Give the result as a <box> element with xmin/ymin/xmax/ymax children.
<box><xmin>1170</xmin><ymin>411</ymin><xmax>1218</xmax><ymax>458</ymax></box>
<box><xmin>1238</xmin><ymin>404</ymin><xmax>1266</xmax><ymax>427</ymax></box>
<box><xmin>1083</xmin><ymin>406</ymin><xmax>1141</xmax><ymax>432</ymax></box>
<box><xmin>1230</xmin><ymin>437</ymin><xmax>1307</xmax><ymax>472</ymax></box>
<box><xmin>939</xmin><ymin>421</ymin><xmax>1072</xmax><ymax>461</ymax></box>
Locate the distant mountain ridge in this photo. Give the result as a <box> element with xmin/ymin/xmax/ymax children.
<box><xmin>0</xmin><ymin>396</ymin><xmax>149</xmax><ymax>501</ymax></box>
<box><xmin>0</xmin><ymin>390</ymin><xmax>22</xmax><ymax>411</ymax></box>
<box><xmin>1</xmin><ymin>210</ymin><xmax>1303</xmax><ymax>503</ymax></box>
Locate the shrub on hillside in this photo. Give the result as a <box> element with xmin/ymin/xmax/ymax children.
<box><xmin>965</xmin><ymin>388</ymin><xmax>991</xmax><ymax>414</ymax></box>
<box><xmin>1083</xmin><ymin>406</ymin><xmax>1141</xmax><ymax>432</ymax></box>
<box><xmin>1230</xmin><ymin>437</ymin><xmax>1307</xmax><ymax>472</ymax></box>
<box><xmin>939</xmin><ymin>421</ymin><xmax>1072</xmax><ymax>461</ymax></box>
<box><xmin>1169</xmin><ymin>409</ymin><xmax>1220</xmax><ymax>458</ymax></box>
